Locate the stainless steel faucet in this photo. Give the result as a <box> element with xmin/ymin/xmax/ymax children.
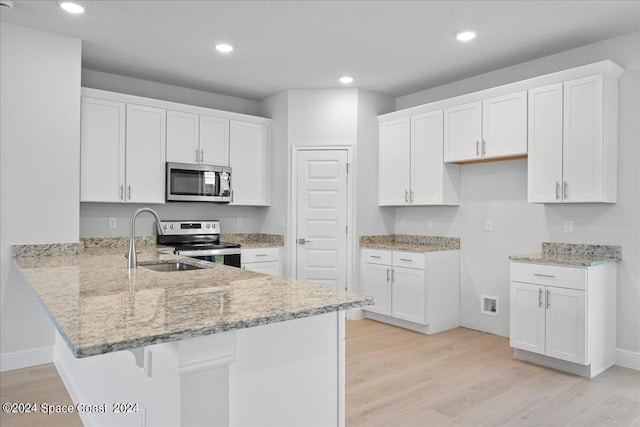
<box><xmin>127</xmin><ymin>207</ymin><xmax>164</xmax><ymax>269</ymax></box>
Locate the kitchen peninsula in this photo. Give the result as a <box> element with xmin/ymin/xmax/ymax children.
<box><xmin>12</xmin><ymin>242</ymin><xmax>372</xmax><ymax>426</ymax></box>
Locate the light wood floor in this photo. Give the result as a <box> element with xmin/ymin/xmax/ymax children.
<box><xmin>346</xmin><ymin>319</ymin><xmax>640</xmax><ymax>426</ymax></box>
<box><xmin>1</xmin><ymin>320</ymin><xmax>638</xmax><ymax>426</ymax></box>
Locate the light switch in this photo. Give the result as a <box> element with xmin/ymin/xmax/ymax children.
<box><xmin>485</xmin><ymin>219</ymin><xmax>493</xmax><ymax>231</ymax></box>
<box><xmin>564</xmin><ymin>220</ymin><xmax>573</xmax><ymax>233</ymax></box>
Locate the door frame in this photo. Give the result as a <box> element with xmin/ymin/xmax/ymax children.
<box><xmin>289</xmin><ymin>146</ymin><xmax>354</xmax><ymax>293</ymax></box>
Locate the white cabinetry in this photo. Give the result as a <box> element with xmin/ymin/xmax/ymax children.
<box><xmin>166</xmin><ymin>111</ymin><xmax>229</xmax><ymax>165</ymax></box>
<box><xmin>81</xmin><ymin>97</ymin><xmax>166</xmax><ymax>203</ymax></box>
<box><xmin>378</xmin><ymin>111</ymin><xmax>460</xmax><ymax>206</ymax></box>
<box><xmin>528</xmin><ymin>74</ymin><xmax>619</xmax><ymax>203</ymax></box>
<box><xmin>230</xmin><ymin>120</ymin><xmax>270</xmax><ymax>206</ymax></box>
<box><xmin>510</xmin><ymin>261</ymin><xmax>616</xmax><ymax>378</ymax></box>
<box><xmin>242</xmin><ymin>247</ymin><xmax>280</xmax><ymax>276</ymax></box>
<box><xmin>444</xmin><ymin>91</ymin><xmax>527</xmax><ymax>163</ymax></box>
<box><xmin>361</xmin><ymin>248</ymin><xmax>459</xmax><ymax>334</ymax></box>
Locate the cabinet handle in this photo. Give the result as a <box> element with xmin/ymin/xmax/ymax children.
<box><xmin>195</xmin><ymin>149</ymin><xmax>199</xmax><ymax>163</ymax></box>
<box><xmin>256</xmin><ymin>254</ymin><xmax>268</xmax><ymax>257</ymax></box>
<box><xmin>386</xmin><ymin>268</ymin><xmax>390</xmax><ymax>282</ymax></box>
<box><xmin>399</xmin><ymin>258</ymin><xmax>412</xmax><ymax>262</ymax></box>
<box><xmin>538</xmin><ymin>288</ymin><xmax>543</xmax><ymax>308</ymax></box>
<box><xmin>476</xmin><ymin>140</ymin><xmax>480</xmax><ymax>157</ymax></box>
<box><xmin>391</xmin><ymin>269</ymin><xmax>395</xmax><ymax>282</ymax></box>
<box><xmin>405</xmin><ymin>190</ymin><xmax>409</xmax><ymax>203</ymax></box>
<box><xmin>481</xmin><ymin>139</ymin><xmax>486</xmax><ymax>156</ymax></box>
<box><xmin>119</xmin><ymin>185</ymin><xmax>124</xmax><ymax>200</ymax></box>
<box><xmin>200</xmin><ymin>149</ymin><xmax>204</xmax><ymax>163</ymax></box>
<box><xmin>127</xmin><ymin>185</ymin><xmax>131</xmax><ymax>200</ymax></box>
<box><xmin>410</xmin><ymin>190</ymin><xmax>414</xmax><ymax>203</ymax></box>
<box><xmin>369</xmin><ymin>255</ymin><xmax>381</xmax><ymax>259</ymax></box>
<box><xmin>555</xmin><ymin>182</ymin><xmax>560</xmax><ymax>200</ymax></box>
<box><xmin>231</xmin><ymin>190</ymin><xmax>234</xmax><ymax>203</ymax></box>
<box><xmin>533</xmin><ymin>273</ymin><xmax>555</xmax><ymax>278</ymax></box>
<box><xmin>546</xmin><ymin>289</ymin><xmax>551</xmax><ymax>309</ymax></box>
<box><xmin>564</xmin><ymin>181</ymin><xmax>568</xmax><ymax>200</ymax></box>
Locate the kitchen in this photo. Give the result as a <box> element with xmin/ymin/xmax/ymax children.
<box><xmin>1</xmin><ymin>1</ymin><xmax>639</xmax><ymax>426</ymax></box>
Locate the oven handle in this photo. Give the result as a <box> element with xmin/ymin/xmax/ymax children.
<box><xmin>175</xmin><ymin>248</ymin><xmax>242</xmax><ymax>256</ymax></box>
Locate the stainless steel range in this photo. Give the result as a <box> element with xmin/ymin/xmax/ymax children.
<box><xmin>157</xmin><ymin>220</ymin><xmax>241</xmax><ymax>267</ymax></box>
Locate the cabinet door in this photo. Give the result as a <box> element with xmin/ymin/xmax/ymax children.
<box><xmin>545</xmin><ymin>287</ymin><xmax>587</xmax><ymax>365</ymax></box>
<box><xmin>527</xmin><ymin>84</ymin><xmax>563</xmax><ymax>203</ymax></box>
<box><xmin>563</xmin><ymin>75</ymin><xmax>604</xmax><ymax>202</ymax></box>
<box><xmin>243</xmin><ymin>261</ymin><xmax>280</xmax><ymax>276</ymax></box>
<box><xmin>411</xmin><ymin>110</ymin><xmax>444</xmax><ymax>205</ymax></box>
<box><xmin>125</xmin><ymin>104</ymin><xmax>166</xmax><ymax>203</ymax></box>
<box><xmin>392</xmin><ymin>266</ymin><xmax>426</xmax><ymax>324</ymax></box>
<box><xmin>166</xmin><ymin>110</ymin><xmax>199</xmax><ymax>164</ymax></box>
<box><xmin>361</xmin><ymin>262</ymin><xmax>392</xmax><ymax>316</ymax></box>
<box><xmin>378</xmin><ymin>118</ymin><xmax>411</xmax><ymax>205</ymax></box>
<box><xmin>509</xmin><ymin>282</ymin><xmax>545</xmax><ymax>355</ymax></box>
<box><xmin>80</xmin><ymin>97</ymin><xmax>126</xmax><ymax>202</ymax></box>
<box><xmin>199</xmin><ymin>116</ymin><xmax>229</xmax><ymax>166</ymax></box>
<box><xmin>482</xmin><ymin>91</ymin><xmax>527</xmax><ymax>158</ymax></box>
<box><xmin>229</xmin><ymin>121</ymin><xmax>269</xmax><ymax>206</ymax></box>
<box><xmin>444</xmin><ymin>101</ymin><xmax>482</xmax><ymax>162</ymax></box>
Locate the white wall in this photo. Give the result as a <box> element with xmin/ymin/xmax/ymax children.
<box><xmin>0</xmin><ymin>24</ymin><xmax>81</xmax><ymax>369</ymax></box>
<box><xmin>82</xmin><ymin>69</ymin><xmax>260</xmax><ymax>115</ymax></box>
<box><xmin>394</xmin><ymin>31</ymin><xmax>640</xmax><ymax>354</ymax></box>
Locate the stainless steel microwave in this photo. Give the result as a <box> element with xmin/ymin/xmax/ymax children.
<box><xmin>166</xmin><ymin>162</ymin><xmax>232</xmax><ymax>203</ymax></box>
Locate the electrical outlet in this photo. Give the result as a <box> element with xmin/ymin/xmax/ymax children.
<box><xmin>108</xmin><ymin>217</ymin><xmax>117</xmax><ymax>228</ymax></box>
<box><xmin>485</xmin><ymin>219</ymin><xmax>493</xmax><ymax>231</ymax></box>
<box><xmin>564</xmin><ymin>220</ymin><xmax>573</xmax><ymax>233</ymax></box>
<box><xmin>400</xmin><ymin>218</ymin><xmax>406</xmax><ymax>228</ymax></box>
<box><xmin>426</xmin><ymin>219</ymin><xmax>433</xmax><ymax>229</ymax></box>
<box><xmin>237</xmin><ymin>217</ymin><xmax>243</xmax><ymax>226</ymax></box>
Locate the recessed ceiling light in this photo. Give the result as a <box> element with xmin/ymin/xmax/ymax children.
<box><xmin>339</xmin><ymin>76</ymin><xmax>354</xmax><ymax>85</ymax></box>
<box><xmin>455</xmin><ymin>30</ymin><xmax>477</xmax><ymax>42</ymax></box>
<box><xmin>58</xmin><ymin>1</ymin><xmax>86</xmax><ymax>14</ymax></box>
<box><xmin>215</xmin><ymin>43</ymin><xmax>234</xmax><ymax>53</ymax></box>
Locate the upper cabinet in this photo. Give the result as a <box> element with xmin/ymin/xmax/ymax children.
<box><xmin>444</xmin><ymin>91</ymin><xmax>527</xmax><ymax>163</ymax></box>
<box><xmin>80</xmin><ymin>88</ymin><xmax>271</xmax><ymax>206</ymax></box>
<box><xmin>229</xmin><ymin>120</ymin><xmax>270</xmax><ymax>206</ymax></box>
<box><xmin>528</xmin><ymin>74</ymin><xmax>619</xmax><ymax>203</ymax></box>
<box><xmin>379</xmin><ymin>111</ymin><xmax>460</xmax><ymax>206</ymax></box>
<box><xmin>166</xmin><ymin>110</ymin><xmax>230</xmax><ymax>166</ymax></box>
<box><xmin>81</xmin><ymin>97</ymin><xmax>166</xmax><ymax>203</ymax></box>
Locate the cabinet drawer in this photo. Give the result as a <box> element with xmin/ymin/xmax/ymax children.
<box><xmin>242</xmin><ymin>247</ymin><xmax>279</xmax><ymax>263</ymax></box>
<box><xmin>362</xmin><ymin>248</ymin><xmax>392</xmax><ymax>265</ymax></box>
<box><xmin>511</xmin><ymin>262</ymin><xmax>587</xmax><ymax>291</ymax></box>
<box><xmin>393</xmin><ymin>251</ymin><xmax>425</xmax><ymax>269</ymax></box>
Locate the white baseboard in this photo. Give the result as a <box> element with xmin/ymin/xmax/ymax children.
<box><xmin>616</xmin><ymin>348</ymin><xmax>640</xmax><ymax>371</ymax></box>
<box><xmin>346</xmin><ymin>308</ymin><xmax>364</xmax><ymax>320</ymax></box>
<box><xmin>0</xmin><ymin>345</ymin><xmax>53</xmax><ymax>372</ymax></box>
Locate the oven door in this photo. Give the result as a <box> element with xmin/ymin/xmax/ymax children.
<box><xmin>176</xmin><ymin>248</ymin><xmax>241</xmax><ymax>268</ymax></box>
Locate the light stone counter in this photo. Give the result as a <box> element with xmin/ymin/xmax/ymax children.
<box><xmin>221</xmin><ymin>233</ymin><xmax>284</xmax><ymax>248</ymax></box>
<box><xmin>360</xmin><ymin>234</ymin><xmax>460</xmax><ymax>252</ymax></box>
<box><xmin>13</xmin><ymin>245</ymin><xmax>371</xmax><ymax>358</ymax></box>
<box><xmin>509</xmin><ymin>242</ymin><xmax>622</xmax><ymax>267</ymax></box>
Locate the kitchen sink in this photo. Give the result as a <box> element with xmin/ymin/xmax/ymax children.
<box><xmin>140</xmin><ymin>260</ymin><xmax>207</xmax><ymax>272</ymax></box>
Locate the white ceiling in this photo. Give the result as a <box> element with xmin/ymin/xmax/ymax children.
<box><xmin>1</xmin><ymin>1</ymin><xmax>639</xmax><ymax>101</ymax></box>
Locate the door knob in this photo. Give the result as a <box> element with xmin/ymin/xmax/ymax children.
<box><xmin>298</xmin><ymin>238</ymin><xmax>311</xmax><ymax>245</ymax></box>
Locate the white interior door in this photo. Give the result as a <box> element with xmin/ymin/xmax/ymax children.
<box><xmin>296</xmin><ymin>149</ymin><xmax>348</xmax><ymax>290</ymax></box>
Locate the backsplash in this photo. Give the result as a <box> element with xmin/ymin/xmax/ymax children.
<box><xmin>542</xmin><ymin>242</ymin><xmax>622</xmax><ymax>260</ymax></box>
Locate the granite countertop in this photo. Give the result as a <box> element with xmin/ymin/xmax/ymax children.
<box><xmin>509</xmin><ymin>242</ymin><xmax>622</xmax><ymax>267</ymax></box>
<box><xmin>13</xmin><ymin>245</ymin><xmax>371</xmax><ymax>358</ymax></box>
<box><xmin>222</xmin><ymin>233</ymin><xmax>284</xmax><ymax>248</ymax></box>
<box><xmin>360</xmin><ymin>235</ymin><xmax>460</xmax><ymax>252</ymax></box>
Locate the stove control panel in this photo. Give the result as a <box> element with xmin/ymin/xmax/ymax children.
<box><xmin>160</xmin><ymin>220</ymin><xmax>220</xmax><ymax>235</ymax></box>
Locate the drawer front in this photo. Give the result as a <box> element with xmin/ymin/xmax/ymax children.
<box><xmin>511</xmin><ymin>262</ymin><xmax>587</xmax><ymax>291</ymax></box>
<box><xmin>393</xmin><ymin>251</ymin><xmax>425</xmax><ymax>270</ymax></box>
<box><xmin>362</xmin><ymin>248</ymin><xmax>392</xmax><ymax>265</ymax></box>
<box><xmin>242</xmin><ymin>247</ymin><xmax>279</xmax><ymax>263</ymax></box>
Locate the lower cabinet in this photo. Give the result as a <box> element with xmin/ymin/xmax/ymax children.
<box><xmin>509</xmin><ymin>261</ymin><xmax>617</xmax><ymax>378</ymax></box>
<box><xmin>242</xmin><ymin>247</ymin><xmax>281</xmax><ymax>276</ymax></box>
<box><xmin>361</xmin><ymin>248</ymin><xmax>459</xmax><ymax>334</ymax></box>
